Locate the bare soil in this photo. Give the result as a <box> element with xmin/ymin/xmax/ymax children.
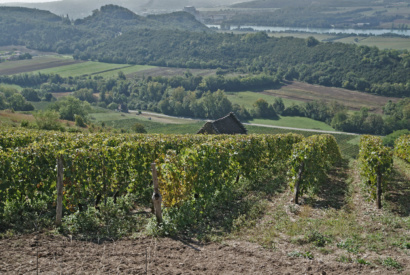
<box><xmin>0</xmin><ymin>234</ymin><xmax>396</xmax><ymax>275</ymax></box>
<box><xmin>0</xmin><ymin>59</ymin><xmax>82</xmax><ymax>76</ymax></box>
<box><xmin>262</xmin><ymin>81</ymin><xmax>400</xmax><ymax>113</ymax></box>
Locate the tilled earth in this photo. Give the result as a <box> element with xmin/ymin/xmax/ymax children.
<box><xmin>0</xmin><ymin>233</ymin><xmax>400</xmax><ymax>275</ymax></box>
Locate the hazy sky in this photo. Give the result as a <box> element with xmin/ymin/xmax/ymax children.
<box><xmin>0</xmin><ymin>0</ymin><xmax>61</xmax><ymax>3</ymax></box>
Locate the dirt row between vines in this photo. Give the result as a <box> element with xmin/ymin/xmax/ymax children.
<box><xmin>1</xmin><ymin>233</ymin><xmax>389</xmax><ymax>275</ymax></box>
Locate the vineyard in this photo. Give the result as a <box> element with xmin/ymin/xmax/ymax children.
<box><xmin>0</xmin><ymin>129</ymin><xmax>409</xmax><ymax>273</ymax></box>
<box><xmin>0</xmin><ymin>130</ymin><xmax>305</xmax><ymax>211</ymax></box>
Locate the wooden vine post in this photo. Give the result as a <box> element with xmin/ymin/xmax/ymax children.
<box><xmin>294</xmin><ymin>162</ymin><xmax>304</xmax><ymax>205</ymax></box>
<box><xmin>151</xmin><ymin>163</ymin><xmax>163</xmax><ymax>224</ymax></box>
<box><xmin>56</xmin><ymin>157</ymin><xmax>64</xmax><ymax>226</ymax></box>
<box><xmin>376</xmin><ymin>171</ymin><xmax>382</xmax><ymax>209</ymax></box>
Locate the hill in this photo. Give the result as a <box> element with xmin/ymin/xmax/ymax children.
<box><xmin>0</xmin><ymin>0</ymin><xmax>239</xmax><ymax>19</ymax></box>
<box><xmin>0</xmin><ymin>5</ymin><xmax>209</xmax><ymax>54</ymax></box>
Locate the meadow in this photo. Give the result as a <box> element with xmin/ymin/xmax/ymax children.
<box><xmin>223</xmin><ymin>30</ymin><xmax>410</xmax><ymax>51</ymax></box>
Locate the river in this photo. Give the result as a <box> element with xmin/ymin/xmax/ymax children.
<box><xmin>207</xmin><ymin>24</ymin><xmax>410</xmax><ymax>37</ymax></box>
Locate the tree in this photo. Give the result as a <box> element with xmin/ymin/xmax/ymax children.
<box><xmin>364</xmin><ymin>114</ymin><xmax>385</xmax><ymax>135</ymax></box>
<box><xmin>272</xmin><ymin>97</ymin><xmax>285</xmax><ymax>114</ymax></box>
<box><xmin>107</xmin><ymin>102</ymin><xmax>119</xmax><ymax>110</ymax></box>
<box><xmin>8</xmin><ymin>93</ymin><xmax>34</xmax><ymax>111</ymax></box>
<box><xmin>50</xmin><ymin>96</ymin><xmax>91</xmax><ymax>121</ymax></box>
<box><xmin>34</xmin><ymin>110</ymin><xmax>62</xmax><ymax>130</ymax></box>
<box><xmin>118</xmin><ymin>71</ymin><xmax>126</xmax><ymax>80</ymax></box>
<box><xmin>73</xmin><ymin>88</ymin><xmax>96</xmax><ymax>103</ymax></box>
<box><xmin>282</xmin><ymin>104</ymin><xmax>305</xmax><ymax>117</ymax></box>
<box><xmin>0</xmin><ymin>93</ymin><xmax>7</xmax><ymax>110</ymax></box>
<box><xmin>75</xmin><ymin>114</ymin><xmax>86</xmax><ymax>127</ymax></box>
<box><xmin>21</xmin><ymin>88</ymin><xmax>40</xmax><ymax>102</ymax></box>
<box><xmin>252</xmin><ymin>98</ymin><xmax>277</xmax><ymax>119</ymax></box>
<box><xmin>331</xmin><ymin>111</ymin><xmax>348</xmax><ymax>130</ymax></box>
<box><xmin>201</xmin><ymin>90</ymin><xmax>232</xmax><ymax>119</ymax></box>
<box><xmin>232</xmin><ymin>104</ymin><xmax>251</xmax><ymax>121</ymax></box>
<box><xmin>306</xmin><ymin>36</ymin><xmax>319</xmax><ymax>47</ymax></box>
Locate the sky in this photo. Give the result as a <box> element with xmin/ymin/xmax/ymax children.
<box><xmin>0</xmin><ymin>0</ymin><xmax>61</xmax><ymax>3</ymax></box>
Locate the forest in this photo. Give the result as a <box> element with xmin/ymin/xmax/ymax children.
<box><xmin>1</xmin><ymin>6</ymin><xmax>410</xmax><ymax>98</ymax></box>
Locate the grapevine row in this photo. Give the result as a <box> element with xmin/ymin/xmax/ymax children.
<box><xmin>0</xmin><ymin>133</ymin><xmax>304</xmax><ymax>211</ymax></box>
<box><xmin>358</xmin><ymin>135</ymin><xmax>393</xmax><ymax>209</ymax></box>
<box><xmin>287</xmin><ymin>134</ymin><xmax>342</xmax><ymax>204</ymax></box>
<box><xmin>394</xmin><ymin>135</ymin><xmax>410</xmax><ymax>163</ymax></box>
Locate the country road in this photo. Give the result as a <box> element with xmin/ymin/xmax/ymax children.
<box><xmin>129</xmin><ymin>110</ymin><xmax>359</xmax><ymax>136</ymax></box>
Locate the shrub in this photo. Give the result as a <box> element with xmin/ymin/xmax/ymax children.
<box><xmin>34</xmin><ymin>110</ymin><xmax>62</xmax><ymax>130</ymax></box>
<box><xmin>75</xmin><ymin>114</ymin><xmax>86</xmax><ymax>127</ymax></box>
<box><xmin>132</xmin><ymin>122</ymin><xmax>146</xmax><ymax>133</ymax></box>
<box><xmin>1</xmin><ymin>197</ymin><xmax>54</xmax><ymax>233</ymax></box>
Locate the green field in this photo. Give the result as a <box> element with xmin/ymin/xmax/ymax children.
<box><xmin>30</xmin><ymin>101</ymin><xmax>52</xmax><ymax>111</ymax></box>
<box><xmin>0</xmin><ymin>56</ymin><xmax>155</xmax><ymax>78</ymax></box>
<box><xmin>88</xmin><ymin>110</ymin><xmax>204</xmax><ymax>134</ymax></box>
<box><xmin>32</xmin><ymin>62</ymin><xmax>154</xmax><ymax>78</ymax></box>
<box><xmin>248</xmin><ymin>116</ymin><xmax>335</xmax><ymax>131</ymax></box>
<box><xmin>31</xmin><ymin>61</ymin><xmax>128</xmax><ymax>77</ymax></box>
<box><xmin>336</xmin><ymin>36</ymin><xmax>410</xmax><ymax>51</ymax></box>
<box><xmin>226</xmin><ymin>91</ymin><xmax>299</xmax><ymax>108</ymax></box>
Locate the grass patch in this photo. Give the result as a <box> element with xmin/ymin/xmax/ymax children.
<box><xmin>32</xmin><ymin>61</ymin><xmax>131</xmax><ymax>77</ymax></box>
<box><xmin>248</xmin><ymin>117</ymin><xmax>335</xmax><ymax>131</ymax></box>
<box><xmin>287</xmin><ymin>250</ymin><xmax>314</xmax><ymax>259</ymax></box>
<box><xmin>337</xmin><ymin>238</ymin><xmax>360</xmax><ymax>254</ymax></box>
<box><xmin>381</xmin><ymin>257</ymin><xmax>403</xmax><ymax>271</ymax></box>
<box><xmin>88</xmin><ymin>111</ymin><xmax>203</xmax><ymax>134</ymax></box>
<box><xmin>0</xmin><ymin>110</ymin><xmax>35</xmax><ymax>127</ymax></box>
<box><xmin>30</xmin><ymin>101</ymin><xmax>52</xmax><ymax>111</ymax></box>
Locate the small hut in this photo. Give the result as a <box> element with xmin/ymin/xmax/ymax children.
<box><xmin>197</xmin><ymin>112</ymin><xmax>247</xmax><ymax>135</ymax></box>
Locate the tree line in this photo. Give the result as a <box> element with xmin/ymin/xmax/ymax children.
<box><xmin>1</xmin><ymin>71</ymin><xmax>408</xmax><ymax>136</ymax></box>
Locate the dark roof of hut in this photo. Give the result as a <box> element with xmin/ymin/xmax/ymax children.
<box><xmin>197</xmin><ymin>112</ymin><xmax>247</xmax><ymax>134</ymax></box>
